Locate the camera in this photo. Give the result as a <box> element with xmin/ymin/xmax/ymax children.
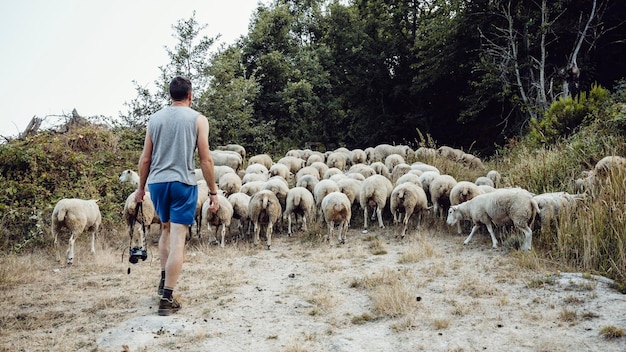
<box><xmin>129</xmin><ymin>247</ymin><xmax>147</xmax><ymax>264</ymax></box>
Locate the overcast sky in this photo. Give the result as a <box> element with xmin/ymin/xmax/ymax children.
<box><xmin>0</xmin><ymin>0</ymin><xmax>262</xmax><ymax>137</ymax></box>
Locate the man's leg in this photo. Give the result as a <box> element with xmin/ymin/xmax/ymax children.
<box><xmin>164</xmin><ymin>222</ymin><xmax>187</xmax><ymax>289</ymax></box>
<box><xmin>157</xmin><ymin>222</ymin><xmax>170</xmax><ymax>296</ymax></box>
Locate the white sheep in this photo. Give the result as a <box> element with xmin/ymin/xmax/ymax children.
<box><xmin>119</xmin><ymin>169</ymin><xmax>140</xmax><ymax>188</ymax></box>
<box><xmin>336</xmin><ymin>177</ymin><xmax>362</xmax><ymax>206</ymax></box>
<box><xmin>326</xmin><ymin>152</ymin><xmax>350</xmax><ymax>171</ymax></box>
<box><xmin>373</xmin><ymin>143</ymin><xmax>408</xmax><ymax>161</ymax></box>
<box><xmin>245</xmin><ymin>163</ymin><xmax>269</xmax><ymax>177</ymax></box>
<box><xmin>437</xmin><ymin>146</ymin><xmax>464</xmax><ymax>161</ymax></box>
<box><xmin>321</xmin><ymin>191</ymin><xmax>352</xmax><ymax>245</ymax></box>
<box><xmin>278</xmin><ymin>156</ymin><xmax>305</xmax><ymax>174</ymax></box>
<box><xmin>411</xmin><ymin>162</ymin><xmax>440</xmax><ymax>174</ymax></box>
<box><xmin>217</xmin><ymin>144</ymin><xmax>246</xmax><ymax>161</ymax></box>
<box><xmin>390</xmin><ymin>182</ymin><xmax>428</xmax><ymax>238</ymax></box>
<box><xmin>370</xmin><ymin>161</ymin><xmax>391</xmax><ymax>179</ymax></box>
<box><xmin>418</xmin><ymin>170</ymin><xmax>440</xmax><ymax>206</ymax></box>
<box><xmin>359</xmin><ymin>174</ymin><xmax>393</xmax><ymax>230</ymax></box>
<box><xmin>347</xmin><ymin>172</ymin><xmax>366</xmax><ymax>181</ymax></box>
<box><xmin>446</xmin><ymin>189</ymin><xmax>539</xmax><ymax>251</ymax></box>
<box><xmin>218</xmin><ymin>172</ymin><xmax>242</xmax><ymax>197</ymax></box>
<box><xmin>295</xmin><ymin>166</ymin><xmax>321</xmax><ymax>182</ymax></box>
<box><xmin>284</xmin><ymin>187</ymin><xmax>315</xmax><ymax>235</ymax></box>
<box><xmin>323</xmin><ymin>167</ymin><xmax>344</xmax><ymax>180</ymax></box>
<box><xmin>228</xmin><ymin>192</ymin><xmax>252</xmax><ymax>239</ymax></box>
<box><xmin>269</xmin><ymin>162</ymin><xmax>291</xmax><ymax>181</ymax></box>
<box><xmin>202</xmin><ymin>194</ymin><xmax>234</xmax><ymax>248</ymax></box>
<box><xmin>429</xmin><ymin>174</ymin><xmax>458</xmax><ymax>217</ymax></box>
<box><xmin>248</xmin><ymin>154</ymin><xmax>273</xmax><ymax>170</ymax></box>
<box><xmin>242</xmin><ymin>172</ymin><xmax>268</xmax><ymax>184</ymax></box>
<box><xmin>123</xmin><ymin>190</ymin><xmax>160</xmax><ymax>252</ymax></box>
<box><xmin>449</xmin><ymin>181</ymin><xmax>486</xmax><ymax>234</ymax></box>
<box><xmin>350</xmin><ymin>148</ymin><xmax>367</xmax><ymax>165</ymax></box>
<box><xmin>533</xmin><ymin>192</ymin><xmax>582</xmax><ymax>229</ymax></box>
<box><xmin>211</xmin><ymin>150</ymin><xmax>243</xmax><ymax>171</ymax></box>
<box><xmin>248</xmin><ymin>190</ymin><xmax>282</xmax><ymax>249</ymax></box>
<box><xmin>414</xmin><ymin>147</ymin><xmax>437</xmax><ymax>161</ymax></box>
<box><xmin>51</xmin><ymin>198</ymin><xmax>102</xmax><ymax>264</ymax></box>
<box><xmin>486</xmin><ymin>170</ymin><xmax>502</xmax><ymax>188</ymax></box>
<box><xmin>459</xmin><ymin>153</ymin><xmax>486</xmax><ymax>170</ymax></box>
<box><xmin>240</xmin><ymin>180</ymin><xmax>265</xmax><ymax>197</ymax></box>
<box><xmin>348</xmin><ymin>163</ymin><xmax>376</xmax><ymax>179</ymax></box>
<box><xmin>314</xmin><ymin>179</ymin><xmax>340</xmax><ymax>219</ymax></box>
<box><xmin>261</xmin><ymin>177</ymin><xmax>290</xmax><ymax>212</ymax></box>
<box><xmin>213</xmin><ymin>165</ymin><xmax>237</xmax><ymax>182</ymax></box>
<box><xmin>385</xmin><ymin>154</ymin><xmax>405</xmax><ymax>173</ymax></box>
<box><xmin>395</xmin><ymin>173</ymin><xmax>422</xmax><ymax>187</ymax></box>
<box><xmin>309</xmin><ymin>161</ymin><xmax>330</xmax><ymax>181</ymax></box>
<box><xmin>390</xmin><ymin>163</ymin><xmax>412</xmax><ymax>184</ymax></box>
<box><xmin>296</xmin><ymin>174</ymin><xmax>319</xmax><ymax>195</ymax></box>
<box><xmin>474</xmin><ymin>176</ymin><xmax>495</xmax><ymax>188</ymax></box>
<box><xmin>306</xmin><ymin>153</ymin><xmax>325</xmax><ymax>166</ymax></box>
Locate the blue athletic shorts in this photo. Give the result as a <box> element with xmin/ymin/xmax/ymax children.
<box><xmin>148</xmin><ymin>182</ymin><xmax>198</xmax><ymax>225</ymax></box>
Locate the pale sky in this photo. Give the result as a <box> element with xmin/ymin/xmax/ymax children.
<box><xmin>0</xmin><ymin>0</ymin><xmax>262</xmax><ymax>137</ymax></box>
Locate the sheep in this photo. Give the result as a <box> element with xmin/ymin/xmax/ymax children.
<box><xmin>309</xmin><ymin>161</ymin><xmax>330</xmax><ymax>181</ymax></box>
<box><xmin>248</xmin><ymin>154</ymin><xmax>273</xmax><ymax>170</ymax></box>
<box><xmin>284</xmin><ymin>187</ymin><xmax>315</xmax><ymax>235</ymax></box>
<box><xmin>306</xmin><ymin>153</ymin><xmax>325</xmax><ymax>166</ymax></box>
<box><xmin>248</xmin><ymin>190</ymin><xmax>282</xmax><ymax>249</ymax></box>
<box><xmin>459</xmin><ymin>153</ymin><xmax>486</xmax><ymax>170</ymax></box>
<box><xmin>269</xmin><ymin>163</ymin><xmax>291</xmax><ymax>181</ymax></box>
<box><xmin>202</xmin><ymin>194</ymin><xmax>234</xmax><ymax>248</ymax></box>
<box><xmin>594</xmin><ymin>155</ymin><xmax>626</xmax><ymax>178</ymax></box>
<box><xmin>217</xmin><ymin>144</ymin><xmax>246</xmax><ymax>161</ymax></box>
<box><xmin>51</xmin><ymin>198</ymin><xmax>102</xmax><ymax>264</ymax></box>
<box><xmin>418</xmin><ymin>171</ymin><xmax>440</xmax><ymax>206</ymax></box>
<box><xmin>228</xmin><ymin>192</ymin><xmax>252</xmax><ymax>239</ymax></box>
<box><xmin>296</xmin><ymin>174</ymin><xmax>319</xmax><ymax>195</ymax></box>
<box><xmin>321</xmin><ymin>191</ymin><xmax>352</xmax><ymax>245</ymax></box>
<box><xmin>364</xmin><ymin>147</ymin><xmax>376</xmax><ymax>163</ymax></box>
<box><xmin>449</xmin><ymin>181</ymin><xmax>486</xmax><ymax>234</ymax></box>
<box><xmin>347</xmin><ymin>172</ymin><xmax>366</xmax><ymax>181</ymax></box>
<box><xmin>336</xmin><ymin>178</ymin><xmax>362</xmax><ymax>206</ymax></box>
<box><xmin>359</xmin><ymin>174</ymin><xmax>393</xmax><ymax>230</ymax></box>
<box><xmin>313</xmin><ymin>179</ymin><xmax>340</xmax><ymax>219</ymax></box>
<box><xmin>437</xmin><ymin>146</ymin><xmax>464</xmax><ymax>161</ymax></box>
<box><xmin>213</xmin><ymin>165</ymin><xmax>237</xmax><ymax>182</ymax></box>
<box><xmin>411</xmin><ymin>162</ymin><xmax>440</xmax><ymax>174</ymax></box>
<box><xmin>123</xmin><ymin>190</ymin><xmax>160</xmax><ymax>250</ymax></box>
<box><xmin>278</xmin><ymin>156</ymin><xmax>305</xmax><ymax>174</ymax></box>
<box><xmin>446</xmin><ymin>189</ymin><xmax>539</xmax><ymax>251</ymax></box>
<box><xmin>295</xmin><ymin>166</ymin><xmax>321</xmax><ymax>182</ymax></box>
<box><xmin>218</xmin><ymin>172</ymin><xmax>242</xmax><ymax>197</ymax></box>
<box><xmin>326</xmin><ymin>152</ymin><xmax>350</xmax><ymax>171</ymax></box>
<box><xmin>486</xmin><ymin>170</ymin><xmax>502</xmax><ymax>188</ymax></box>
<box><xmin>240</xmin><ymin>180</ymin><xmax>265</xmax><ymax>197</ymax></box>
<box><xmin>119</xmin><ymin>169</ymin><xmax>140</xmax><ymax>188</ymax></box>
<box><xmin>395</xmin><ymin>173</ymin><xmax>422</xmax><ymax>187</ymax></box>
<box><xmin>474</xmin><ymin>176</ymin><xmax>495</xmax><ymax>188</ymax></box>
<box><xmin>414</xmin><ymin>147</ymin><xmax>437</xmax><ymax>161</ymax></box>
<box><xmin>323</xmin><ymin>167</ymin><xmax>344</xmax><ymax>180</ymax></box>
<box><xmin>211</xmin><ymin>150</ymin><xmax>243</xmax><ymax>171</ymax></box>
<box><xmin>350</xmin><ymin>148</ymin><xmax>367</xmax><ymax>165</ymax></box>
<box><xmin>373</xmin><ymin>143</ymin><xmax>408</xmax><ymax>161</ymax></box>
<box><xmin>390</xmin><ymin>182</ymin><xmax>428</xmax><ymax>238</ymax></box>
<box><xmin>370</xmin><ymin>161</ymin><xmax>391</xmax><ymax>179</ymax></box>
<box><xmin>478</xmin><ymin>184</ymin><xmax>497</xmax><ymax>193</ymax></box>
<box><xmin>532</xmin><ymin>192</ymin><xmax>583</xmax><ymax>229</ymax></box>
<box><xmin>245</xmin><ymin>163</ymin><xmax>269</xmax><ymax>177</ymax></box>
<box><xmin>242</xmin><ymin>172</ymin><xmax>268</xmax><ymax>184</ymax></box>
<box><xmin>348</xmin><ymin>163</ymin><xmax>376</xmax><ymax>179</ymax></box>
<box><xmin>385</xmin><ymin>154</ymin><xmax>405</xmax><ymax>173</ymax></box>
<box><xmin>261</xmin><ymin>177</ymin><xmax>290</xmax><ymax>214</ymax></box>
<box><xmin>390</xmin><ymin>163</ymin><xmax>412</xmax><ymax>184</ymax></box>
<box><xmin>429</xmin><ymin>174</ymin><xmax>458</xmax><ymax>217</ymax></box>
<box><xmin>329</xmin><ymin>173</ymin><xmax>348</xmax><ymax>182</ymax></box>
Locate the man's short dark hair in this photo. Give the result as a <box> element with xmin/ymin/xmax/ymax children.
<box><xmin>169</xmin><ymin>76</ymin><xmax>192</xmax><ymax>101</ymax></box>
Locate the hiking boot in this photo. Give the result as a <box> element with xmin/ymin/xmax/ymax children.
<box><xmin>157</xmin><ymin>278</ymin><xmax>164</xmax><ymax>297</ymax></box>
<box><xmin>158</xmin><ymin>297</ymin><xmax>181</xmax><ymax>316</ymax></box>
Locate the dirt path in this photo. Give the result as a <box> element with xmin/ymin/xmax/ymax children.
<box><xmin>3</xmin><ymin>227</ymin><xmax>626</xmax><ymax>351</ymax></box>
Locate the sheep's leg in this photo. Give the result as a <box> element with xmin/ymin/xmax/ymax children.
<box><xmin>90</xmin><ymin>230</ymin><xmax>96</xmax><ymax>254</ymax></box>
<box><xmin>371</xmin><ymin>206</ymin><xmax>377</xmax><ymax>221</ymax></box>
<box><xmin>339</xmin><ymin>221</ymin><xmax>347</xmax><ymax>244</ymax></box>
<box><xmin>376</xmin><ymin>205</ymin><xmax>385</xmax><ymax>228</ymax></box>
<box><xmin>266</xmin><ymin>221</ymin><xmax>273</xmax><ymax>250</ymax></box>
<box><xmin>220</xmin><ymin>224</ymin><xmax>226</xmax><ymax>248</ymax></box>
<box><xmin>485</xmin><ymin>223</ymin><xmax>499</xmax><ymax>249</ymax></box>
<box><xmin>287</xmin><ymin>214</ymin><xmax>293</xmax><ymax>235</ymax></box>
<box><xmin>253</xmin><ymin>222</ymin><xmax>260</xmax><ymax>246</ymax></box>
<box><xmin>401</xmin><ymin>212</ymin><xmax>411</xmax><ymax>239</ymax></box>
<box><xmin>327</xmin><ymin>221</ymin><xmax>334</xmax><ymax>243</ymax></box>
<box><xmin>52</xmin><ymin>226</ymin><xmax>60</xmax><ymax>262</ymax></box>
<box><xmin>301</xmin><ymin>215</ymin><xmax>308</xmax><ymax>232</ymax></box>
<box><xmin>363</xmin><ymin>208</ymin><xmax>369</xmax><ymax>229</ymax></box>
<box><xmin>520</xmin><ymin>226</ymin><xmax>533</xmax><ymax>251</ymax></box>
<box><xmin>67</xmin><ymin>233</ymin><xmax>76</xmax><ymax>265</ymax></box>
<box><xmin>463</xmin><ymin>224</ymin><xmax>481</xmax><ymax>246</ymax></box>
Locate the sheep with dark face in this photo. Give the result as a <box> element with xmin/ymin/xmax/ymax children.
<box><xmin>390</xmin><ymin>182</ymin><xmax>428</xmax><ymax>239</ymax></box>
<box><xmin>248</xmin><ymin>190</ymin><xmax>282</xmax><ymax>250</ymax></box>
<box><xmin>51</xmin><ymin>198</ymin><xmax>102</xmax><ymax>264</ymax></box>
<box><xmin>446</xmin><ymin>189</ymin><xmax>539</xmax><ymax>251</ymax></box>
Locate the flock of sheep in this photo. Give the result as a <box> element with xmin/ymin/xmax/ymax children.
<box><xmin>51</xmin><ymin>142</ymin><xmax>626</xmax><ymax>264</ymax></box>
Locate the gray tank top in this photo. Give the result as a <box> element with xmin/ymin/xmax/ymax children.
<box><xmin>147</xmin><ymin>106</ymin><xmax>199</xmax><ymax>186</ymax></box>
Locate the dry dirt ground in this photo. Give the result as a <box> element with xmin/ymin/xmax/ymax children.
<box><xmin>2</xmin><ymin>222</ymin><xmax>626</xmax><ymax>352</ymax></box>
